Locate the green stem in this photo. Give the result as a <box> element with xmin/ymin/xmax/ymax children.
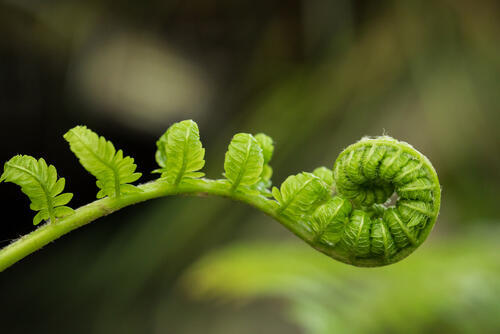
<box><xmin>0</xmin><ymin>178</ymin><xmax>314</xmax><ymax>272</ymax></box>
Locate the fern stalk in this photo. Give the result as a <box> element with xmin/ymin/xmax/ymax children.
<box><xmin>0</xmin><ymin>179</ymin><xmax>305</xmax><ymax>272</ymax></box>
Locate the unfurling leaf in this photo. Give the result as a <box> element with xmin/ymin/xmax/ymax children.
<box><xmin>341</xmin><ymin>210</ymin><xmax>371</xmax><ymax>257</ymax></box>
<box><xmin>253</xmin><ymin>133</ymin><xmax>275</xmax><ymax>194</ymax></box>
<box><xmin>273</xmin><ymin>172</ymin><xmax>330</xmax><ymax>218</ymax></box>
<box><xmin>1</xmin><ymin>155</ymin><xmax>74</xmax><ymax>224</ymax></box>
<box><xmin>155</xmin><ymin>120</ymin><xmax>205</xmax><ymax>185</ymax></box>
<box><xmin>313</xmin><ymin>167</ymin><xmax>334</xmax><ymax>188</ymax></box>
<box><xmin>64</xmin><ymin>126</ymin><xmax>141</xmax><ymax>198</ymax></box>
<box><xmin>310</xmin><ymin>196</ymin><xmax>351</xmax><ymax>246</ymax></box>
<box><xmin>224</xmin><ymin>133</ymin><xmax>264</xmax><ymax>190</ymax></box>
<box><xmin>254</xmin><ymin>133</ymin><xmax>274</xmax><ymax>165</ymax></box>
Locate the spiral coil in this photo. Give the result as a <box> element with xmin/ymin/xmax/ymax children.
<box><xmin>310</xmin><ymin>136</ymin><xmax>441</xmax><ymax>266</ymax></box>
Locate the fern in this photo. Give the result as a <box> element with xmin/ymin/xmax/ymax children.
<box><xmin>224</xmin><ymin>133</ymin><xmax>264</xmax><ymax>191</ymax></box>
<box><xmin>0</xmin><ymin>155</ymin><xmax>74</xmax><ymax>225</ymax></box>
<box><xmin>0</xmin><ymin>120</ymin><xmax>440</xmax><ymax>271</ymax></box>
<box><xmin>310</xmin><ymin>196</ymin><xmax>351</xmax><ymax>246</ymax></box>
<box><xmin>312</xmin><ymin>167</ymin><xmax>333</xmax><ymax>188</ymax></box>
<box><xmin>154</xmin><ymin>120</ymin><xmax>205</xmax><ymax>185</ymax></box>
<box><xmin>254</xmin><ymin>133</ymin><xmax>275</xmax><ymax>193</ymax></box>
<box><xmin>273</xmin><ymin>172</ymin><xmax>330</xmax><ymax>218</ymax></box>
<box><xmin>64</xmin><ymin>126</ymin><xmax>142</xmax><ymax>198</ymax></box>
<box><xmin>340</xmin><ymin>210</ymin><xmax>371</xmax><ymax>257</ymax></box>
<box><xmin>254</xmin><ymin>133</ymin><xmax>274</xmax><ymax>165</ymax></box>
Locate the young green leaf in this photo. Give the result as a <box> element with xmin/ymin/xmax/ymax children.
<box><xmin>252</xmin><ymin>133</ymin><xmax>275</xmax><ymax>194</ymax></box>
<box><xmin>155</xmin><ymin>127</ymin><xmax>171</xmax><ymax>169</ymax></box>
<box><xmin>0</xmin><ymin>155</ymin><xmax>74</xmax><ymax>225</ymax></box>
<box><xmin>259</xmin><ymin>165</ymin><xmax>273</xmax><ymax>187</ymax></box>
<box><xmin>310</xmin><ymin>196</ymin><xmax>351</xmax><ymax>246</ymax></box>
<box><xmin>273</xmin><ymin>172</ymin><xmax>330</xmax><ymax>218</ymax></box>
<box><xmin>154</xmin><ymin>120</ymin><xmax>205</xmax><ymax>185</ymax></box>
<box><xmin>341</xmin><ymin>210</ymin><xmax>371</xmax><ymax>257</ymax></box>
<box><xmin>64</xmin><ymin>126</ymin><xmax>142</xmax><ymax>198</ymax></box>
<box><xmin>254</xmin><ymin>133</ymin><xmax>274</xmax><ymax>165</ymax></box>
<box><xmin>224</xmin><ymin>133</ymin><xmax>264</xmax><ymax>191</ymax></box>
<box><xmin>370</xmin><ymin>219</ymin><xmax>397</xmax><ymax>259</ymax></box>
<box><xmin>313</xmin><ymin>167</ymin><xmax>334</xmax><ymax>188</ymax></box>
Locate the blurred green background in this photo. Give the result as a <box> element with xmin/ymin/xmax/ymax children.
<box><xmin>0</xmin><ymin>0</ymin><xmax>499</xmax><ymax>333</ymax></box>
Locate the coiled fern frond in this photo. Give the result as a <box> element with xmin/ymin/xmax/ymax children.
<box><xmin>321</xmin><ymin>136</ymin><xmax>441</xmax><ymax>265</ymax></box>
<box><xmin>0</xmin><ymin>120</ymin><xmax>440</xmax><ymax>271</ymax></box>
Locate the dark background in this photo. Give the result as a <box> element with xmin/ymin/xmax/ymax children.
<box><xmin>1</xmin><ymin>1</ymin><xmax>499</xmax><ymax>333</ymax></box>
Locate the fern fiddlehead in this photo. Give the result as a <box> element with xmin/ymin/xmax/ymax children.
<box><xmin>309</xmin><ymin>137</ymin><xmax>441</xmax><ymax>266</ymax></box>
<box><xmin>0</xmin><ymin>121</ymin><xmax>440</xmax><ymax>271</ymax></box>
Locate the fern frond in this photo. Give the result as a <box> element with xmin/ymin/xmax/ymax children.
<box><xmin>310</xmin><ymin>196</ymin><xmax>351</xmax><ymax>246</ymax></box>
<box><xmin>254</xmin><ymin>133</ymin><xmax>274</xmax><ymax>165</ymax></box>
<box><xmin>313</xmin><ymin>167</ymin><xmax>334</xmax><ymax>188</ymax></box>
<box><xmin>258</xmin><ymin>165</ymin><xmax>273</xmax><ymax>189</ymax></box>
<box><xmin>155</xmin><ymin>127</ymin><xmax>171</xmax><ymax>169</ymax></box>
<box><xmin>224</xmin><ymin>133</ymin><xmax>264</xmax><ymax>191</ymax></box>
<box><xmin>340</xmin><ymin>210</ymin><xmax>371</xmax><ymax>257</ymax></box>
<box><xmin>273</xmin><ymin>172</ymin><xmax>330</xmax><ymax>218</ymax></box>
<box><xmin>0</xmin><ymin>155</ymin><xmax>74</xmax><ymax>225</ymax></box>
<box><xmin>253</xmin><ymin>133</ymin><xmax>275</xmax><ymax>194</ymax></box>
<box><xmin>154</xmin><ymin>120</ymin><xmax>205</xmax><ymax>185</ymax></box>
<box><xmin>0</xmin><ymin>126</ymin><xmax>441</xmax><ymax>271</ymax></box>
<box><xmin>64</xmin><ymin>126</ymin><xmax>142</xmax><ymax>198</ymax></box>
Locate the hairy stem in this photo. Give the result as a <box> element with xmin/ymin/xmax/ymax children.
<box><xmin>0</xmin><ymin>179</ymin><xmax>313</xmax><ymax>272</ymax></box>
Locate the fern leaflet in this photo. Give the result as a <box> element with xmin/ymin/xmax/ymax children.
<box><xmin>224</xmin><ymin>133</ymin><xmax>264</xmax><ymax>191</ymax></box>
<box><xmin>254</xmin><ymin>133</ymin><xmax>274</xmax><ymax>165</ymax></box>
<box><xmin>0</xmin><ymin>155</ymin><xmax>74</xmax><ymax>225</ymax></box>
<box><xmin>273</xmin><ymin>172</ymin><xmax>330</xmax><ymax>218</ymax></box>
<box><xmin>155</xmin><ymin>120</ymin><xmax>205</xmax><ymax>185</ymax></box>
<box><xmin>64</xmin><ymin>126</ymin><xmax>141</xmax><ymax>198</ymax></box>
<box><xmin>254</xmin><ymin>133</ymin><xmax>275</xmax><ymax>193</ymax></box>
<box><xmin>312</xmin><ymin>167</ymin><xmax>334</xmax><ymax>188</ymax></box>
